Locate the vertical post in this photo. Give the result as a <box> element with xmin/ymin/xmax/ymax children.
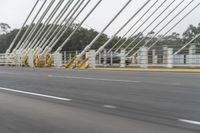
<box><xmin>139</xmin><ymin>47</ymin><xmax>148</xmax><ymax>68</ymax></box>
<box><xmin>120</xmin><ymin>49</ymin><xmax>126</xmax><ymax>68</ymax></box>
<box><xmin>98</xmin><ymin>52</ymin><xmax>102</xmax><ymax>64</ymax></box>
<box><xmin>87</xmin><ymin>50</ymin><xmax>96</xmax><ymax>69</ymax></box>
<box><xmin>103</xmin><ymin>49</ymin><xmax>107</xmax><ymax>67</ymax></box>
<box><xmin>189</xmin><ymin>44</ymin><xmax>196</xmax><ymax>54</ymax></box>
<box><xmin>152</xmin><ymin>49</ymin><xmax>157</xmax><ymax>64</ymax></box>
<box><xmin>28</xmin><ymin>49</ymin><xmax>35</xmax><ymax>67</ymax></box>
<box><xmin>131</xmin><ymin>54</ymin><xmax>137</xmax><ymax>64</ymax></box>
<box><xmin>4</xmin><ymin>53</ymin><xmax>8</xmax><ymax>66</ymax></box>
<box><xmin>188</xmin><ymin>44</ymin><xmax>196</xmax><ymax>66</ymax></box>
<box><xmin>53</xmin><ymin>52</ymin><xmax>62</xmax><ymax>68</ymax></box>
<box><xmin>69</xmin><ymin>52</ymin><xmax>72</xmax><ymax>63</ymax></box>
<box><xmin>110</xmin><ymin>51</ymin><xmax>113</xmax><ymax>66</ymax></box>
<box><xmin>167</xmin><ymin>48</ymin><xmax>173</xmax><ymax>68</ymax></box>
<box><xmin>163</xmin><ymin>45</ymin><xmax>168</xmax><ymax>64</ymax></box>
<box><xmin>63</xmin><ymin>51</ymin><xmax>67</xmax><ymax>64</ymax></box>
<box><xmin>15</xmin><ymin>50</ymin><xmax>22</xmax><ymax>66</ymax></box>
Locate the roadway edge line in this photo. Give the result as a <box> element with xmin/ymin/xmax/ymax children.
<box><xmin>0</xmin><ymin>87</ymin><xmax>72</xmax><ymax>101</ymax></box>
<box><xmin>178</xmin><ymin>119</ymin><xmax>200</xmax><ymax>125</ymax></box>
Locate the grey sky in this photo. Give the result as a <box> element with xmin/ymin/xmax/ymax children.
<box><xmin>0</xmin><ymin>0</ymin><xmax>200</xmax><ymax>37</ymax></box>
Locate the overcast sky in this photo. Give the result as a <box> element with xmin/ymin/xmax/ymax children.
<box><xmin>0</xmin><ymin>0</ymin><xmax>200</xmax><ymax>37</ymax></box>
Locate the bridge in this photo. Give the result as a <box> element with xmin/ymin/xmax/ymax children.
<box><xmin>0</xmin><ymin>0</ymin><xmax>200</xmax><ymax>133</ymax></box>
<box><xmin>0</xmin><ymin>0</ymin><xmax>200</xmax><ymax>70</ymax></box>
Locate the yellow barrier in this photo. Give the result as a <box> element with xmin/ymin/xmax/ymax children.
<box><xmin>66</xmin><ymin>57</ymin><xmax>77</xmax><ymax>69</ymax></box>
<box><xmin>66</xmin><ymin>57</ymin><xmax>89</xmax><ymax>69</ymax></box>
<box><xmin>45</xmin><ymin>54</ymin><xmax>54</xmax><ymax>67</ymax></box>
<box><xmin>21</xmin><ymin>55</ymin><xmax>29</xmax><ymax>67</ymax></box>
<box><xmin>79</xmin><ymin>59</ymin><xmax>89</xmax><ymax>69</ymax></box>
<box><xmin>34</xmin><ymin>55</ymin><xmax>45</xmax><ymax>67</ymax></box>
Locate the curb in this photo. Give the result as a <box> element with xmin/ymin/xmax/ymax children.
<box><xmin>96</xmin><ymin>68</ymin><xmax>200</xmax><ymax>73</ymax></box>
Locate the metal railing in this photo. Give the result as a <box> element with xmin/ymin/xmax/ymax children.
<box><xmin>60</xmin><ymin>43</ymin><xmax>200</xmax><ymax>68</ymax></box>
<box><xmin>61</xmin><ymin>50</ymin><xmax>82</xmax><ymax>65</ymax></box>
<box><xmin>0</xmin><ymin>53</ymin><xmax>15</xmax><ymax>66</ymax></box>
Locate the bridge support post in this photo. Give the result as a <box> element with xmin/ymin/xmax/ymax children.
<box><xmin>139</xmin><ymin>47</ymin><xmax>148</xmax><ymax>68</ymax></box>
<box><xmin>188</xmin><ymin>44</ymin><xmax>196</xmax><ymax>66</ymax></box>
<box><xmin>76</xmin><ymin>50</ymin><xmax>78</xmax><ymax>56</ymax></box>
<box><xmin>69</xmin><ymin>52</ymin><xmax>72</xmax><ymax>62</ymax></box>
<box><xmin>28</xmin><ymin>49</ymin><xmax>35</xmax><ymax>67</ymax></box>
<box><xmin>163</xmin><ymin>45</ymin><xmax>168</xmax><ymax>64</ymax></box>
<box><xmin>120</xmin><ymin>49</ymin><xmax>126</xmax><ymax>68</ymax></box>
<box><xmin>189</xmin><ymin>44</ymin><xmax>196</xmax><ymax>54</ymax></box>
<box><xmin>166</xmin><ymin>48</ymin><xmax>173</xmax><ymax>68</ymax></box>
<box><xmin>98</xmin><ymin>52</ymin><xmax>102</xmax><ymax>64</ymax></box>
<box><xmin>53</xmin><ymin>52</ymin><xmax>62</xmax><ymax>68</ymax></box>
<box><xmin>152</xmin><ymin>49</ymin><xmax>158</xmax><ymax>64</ymax></box>
<box><xmin>86</xmin><ymin>50</ymin><xmax>96</xmax><ymax>69</ymax></box>
<box><xmin>103</xmin><ymin>49</ymin><xmax>107</xmax><ymax>67</ymax></box>
<box><xmin>15</xmin><ymin>50</ymin><xmax>22</xmax><ymax>66</ymax></box>
<box><xmin>63</xmin><ymin>51</ymin><xmax>67</xmax><ymax>64</ymax></box>
<box><xmin>4</xmin><ymin>53</ymin><xmax>8</xmax><ymax>66</ymax></box>
<box><xmin>110</xmin><ymin>51</ymin><xmax>113</xmax><ymax>66</ymax></box>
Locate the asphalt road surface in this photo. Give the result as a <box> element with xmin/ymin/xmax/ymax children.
<box><xmin>0</xmin><ymin>66</ymin><xmax>200</xmax><ymax>133</ymax></box>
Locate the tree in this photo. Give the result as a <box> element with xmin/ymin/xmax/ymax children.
<box><xmin>147</xmin><ymin>31</ymin><xmax>155</xmax><ymax>38</ymax></box>
<box><xmin>183</xmin><ymin>24</ymin><xmax>200</xmax><ymax>43</ymax></box>
<box><xmin>1</xmin><ymin>22</ymin><xmax>200</xmax><ymax>54</ymax></box>
<box><xmin>0</xmin><ymin>23</ymin><xmax>11</xmax><ymax>34</ymax></box>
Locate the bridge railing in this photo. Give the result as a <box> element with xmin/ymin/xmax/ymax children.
<box><xmin>106</xmin><ymin>45</ymin><xmax>200</xmax><ymax>68</ymax></box>
<box><xmin>60</xmin><ymin>43</ymin><xmax>200</xmax><ymax>69</ymax></box>
<box><xmin>61</xmin><ymin>50</ymin><xmax>82</xmax><ymax>65</ymax></box>
<box><xmin>0</xmin><ymin>53</ymin><xmax>15</xmax><ymax>66</ymax></box>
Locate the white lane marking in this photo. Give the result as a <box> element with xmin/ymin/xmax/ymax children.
<box><xmin>0</xmin><ymin>87</ymin><xmax>72</xmax><ymax>101</ymax></box>
<box><xmin>48</xmin><ymin>75</ymin><xmax>141</xmax><ymax>83</ymax></box>
<box><xmin>103</xmin><ymin>105</ymin><xmax>117</xmax><ymax>109</ymax></box>
<box><xmin>171</xmin><ymin>83</ymin><xmax>182</xmax><ymax>86</ymax></box>
<box><xmin>0</xmin><ymin>72</ymin><xmax>25</xmax><ymax>75</ymax></box>
<box><xmin>178</xmin><ymin>119</ymin><xmax>200</xmax><ymax>125</ymax></box>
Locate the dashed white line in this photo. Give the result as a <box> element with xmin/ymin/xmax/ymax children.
<box><xmin>103</xmin><ymin>105</ymin><xmax>117</xmax><ymax>109</ymax></box>
<box><xmin>0</xmin><ymin>87</ymin><xmax>72</xmax><ymax>101</ymax></box>
<box><xmin>0</xmin><ymin>72</ymin><xmax>25</xmax><ymax>75</ymax></box>
<box><xmin>178</xmin><ymin>119</ymin><xmax>200</xmax><ymax>125</ymax></box>
<box><xmin>48</xmin><ymin>75</ymin><xmax>141</xmax><ymax>83</ymax></box>
<box><xmin>171</xmin><ymin>83</ymin><xmax>182</xmax><ymax>86</ymax></box>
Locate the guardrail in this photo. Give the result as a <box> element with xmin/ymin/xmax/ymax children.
<box><xmin>61</xmin><ymin>44</ymin><xmax>200</xmax><ymax>68</ymax></box>
<box><xmin>1</xmin><ymin>45</ymin><xmax>200</xmax><ymax>69</ymax></box>
<box><xmin>0</xmin><ymin>53</ymin><xmax>15</xmax><ymax>66</ymax></box>
<box><xmin>61</xmin><ymin>50</ymin><xmax>82</xmax><ymax>65</ymax></box>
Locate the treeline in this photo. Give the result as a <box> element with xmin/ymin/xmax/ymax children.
<box><xmin>0</xmin><ymin>23</ymin><xmax>200</xmax><ymax>53</ymax></box>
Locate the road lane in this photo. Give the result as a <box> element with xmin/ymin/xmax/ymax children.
<box><xmin>0</xmin><ymin>66</ymin><xmax>200</xmax><ymax>132</ymax></box>
<box><xmin>1</xmin><ymin>92</ymin><xmax>196</xmax><ymax>133</ymax></box>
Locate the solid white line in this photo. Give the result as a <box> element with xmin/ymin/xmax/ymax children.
<box><xmin>0</xmin><ymin>87</ymin><xmax>72</xmax><ymax>101</ymax></box>
<box><xmin>0</xmin><ymin>72</ymin><xmax>25</xmax><ymax>75</ymax></box>
<box><xmin>48</xmin><ymin>75</ymin><xmax>141</xmax><ymax>83</ymax></box>
<box><xmin>103</xmin><ymin>105</ymin><xmax>117</xmax><ymax>109</ymax></box>
<box><xmin>178</xmin><ymin>119</ymin><xmax>200</xmax><ymax>125</ymax></box>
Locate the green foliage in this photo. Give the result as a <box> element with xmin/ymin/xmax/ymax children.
<box><xmin>0</xmin><ymin>22</ymin><xmax>200</xmax><ymax>53</ymax></box>
<box><xmin>183</xmin><ymin>23</ymin><xmax>200</xmax><ymax>43</ymax></box>
<box><xmin>0</xmin><ymin>23</ymin><xmax>11</xmax><ymax>34</ymax></box>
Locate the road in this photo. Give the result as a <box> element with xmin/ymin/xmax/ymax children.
<box><xmin>0</xmin><ymin>66</ymin><xmax>200</xmax><ymax>133</ymax></box>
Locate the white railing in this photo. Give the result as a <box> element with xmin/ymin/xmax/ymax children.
<box><xmin>0</xmin><ymin>53</ymin><xmax>15</xmax><ymax>66</ymax></box>
<box><xmin>60</xmin><ymin>46</ymin><xmax>200</xmax><ymax>68</ymax></box>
